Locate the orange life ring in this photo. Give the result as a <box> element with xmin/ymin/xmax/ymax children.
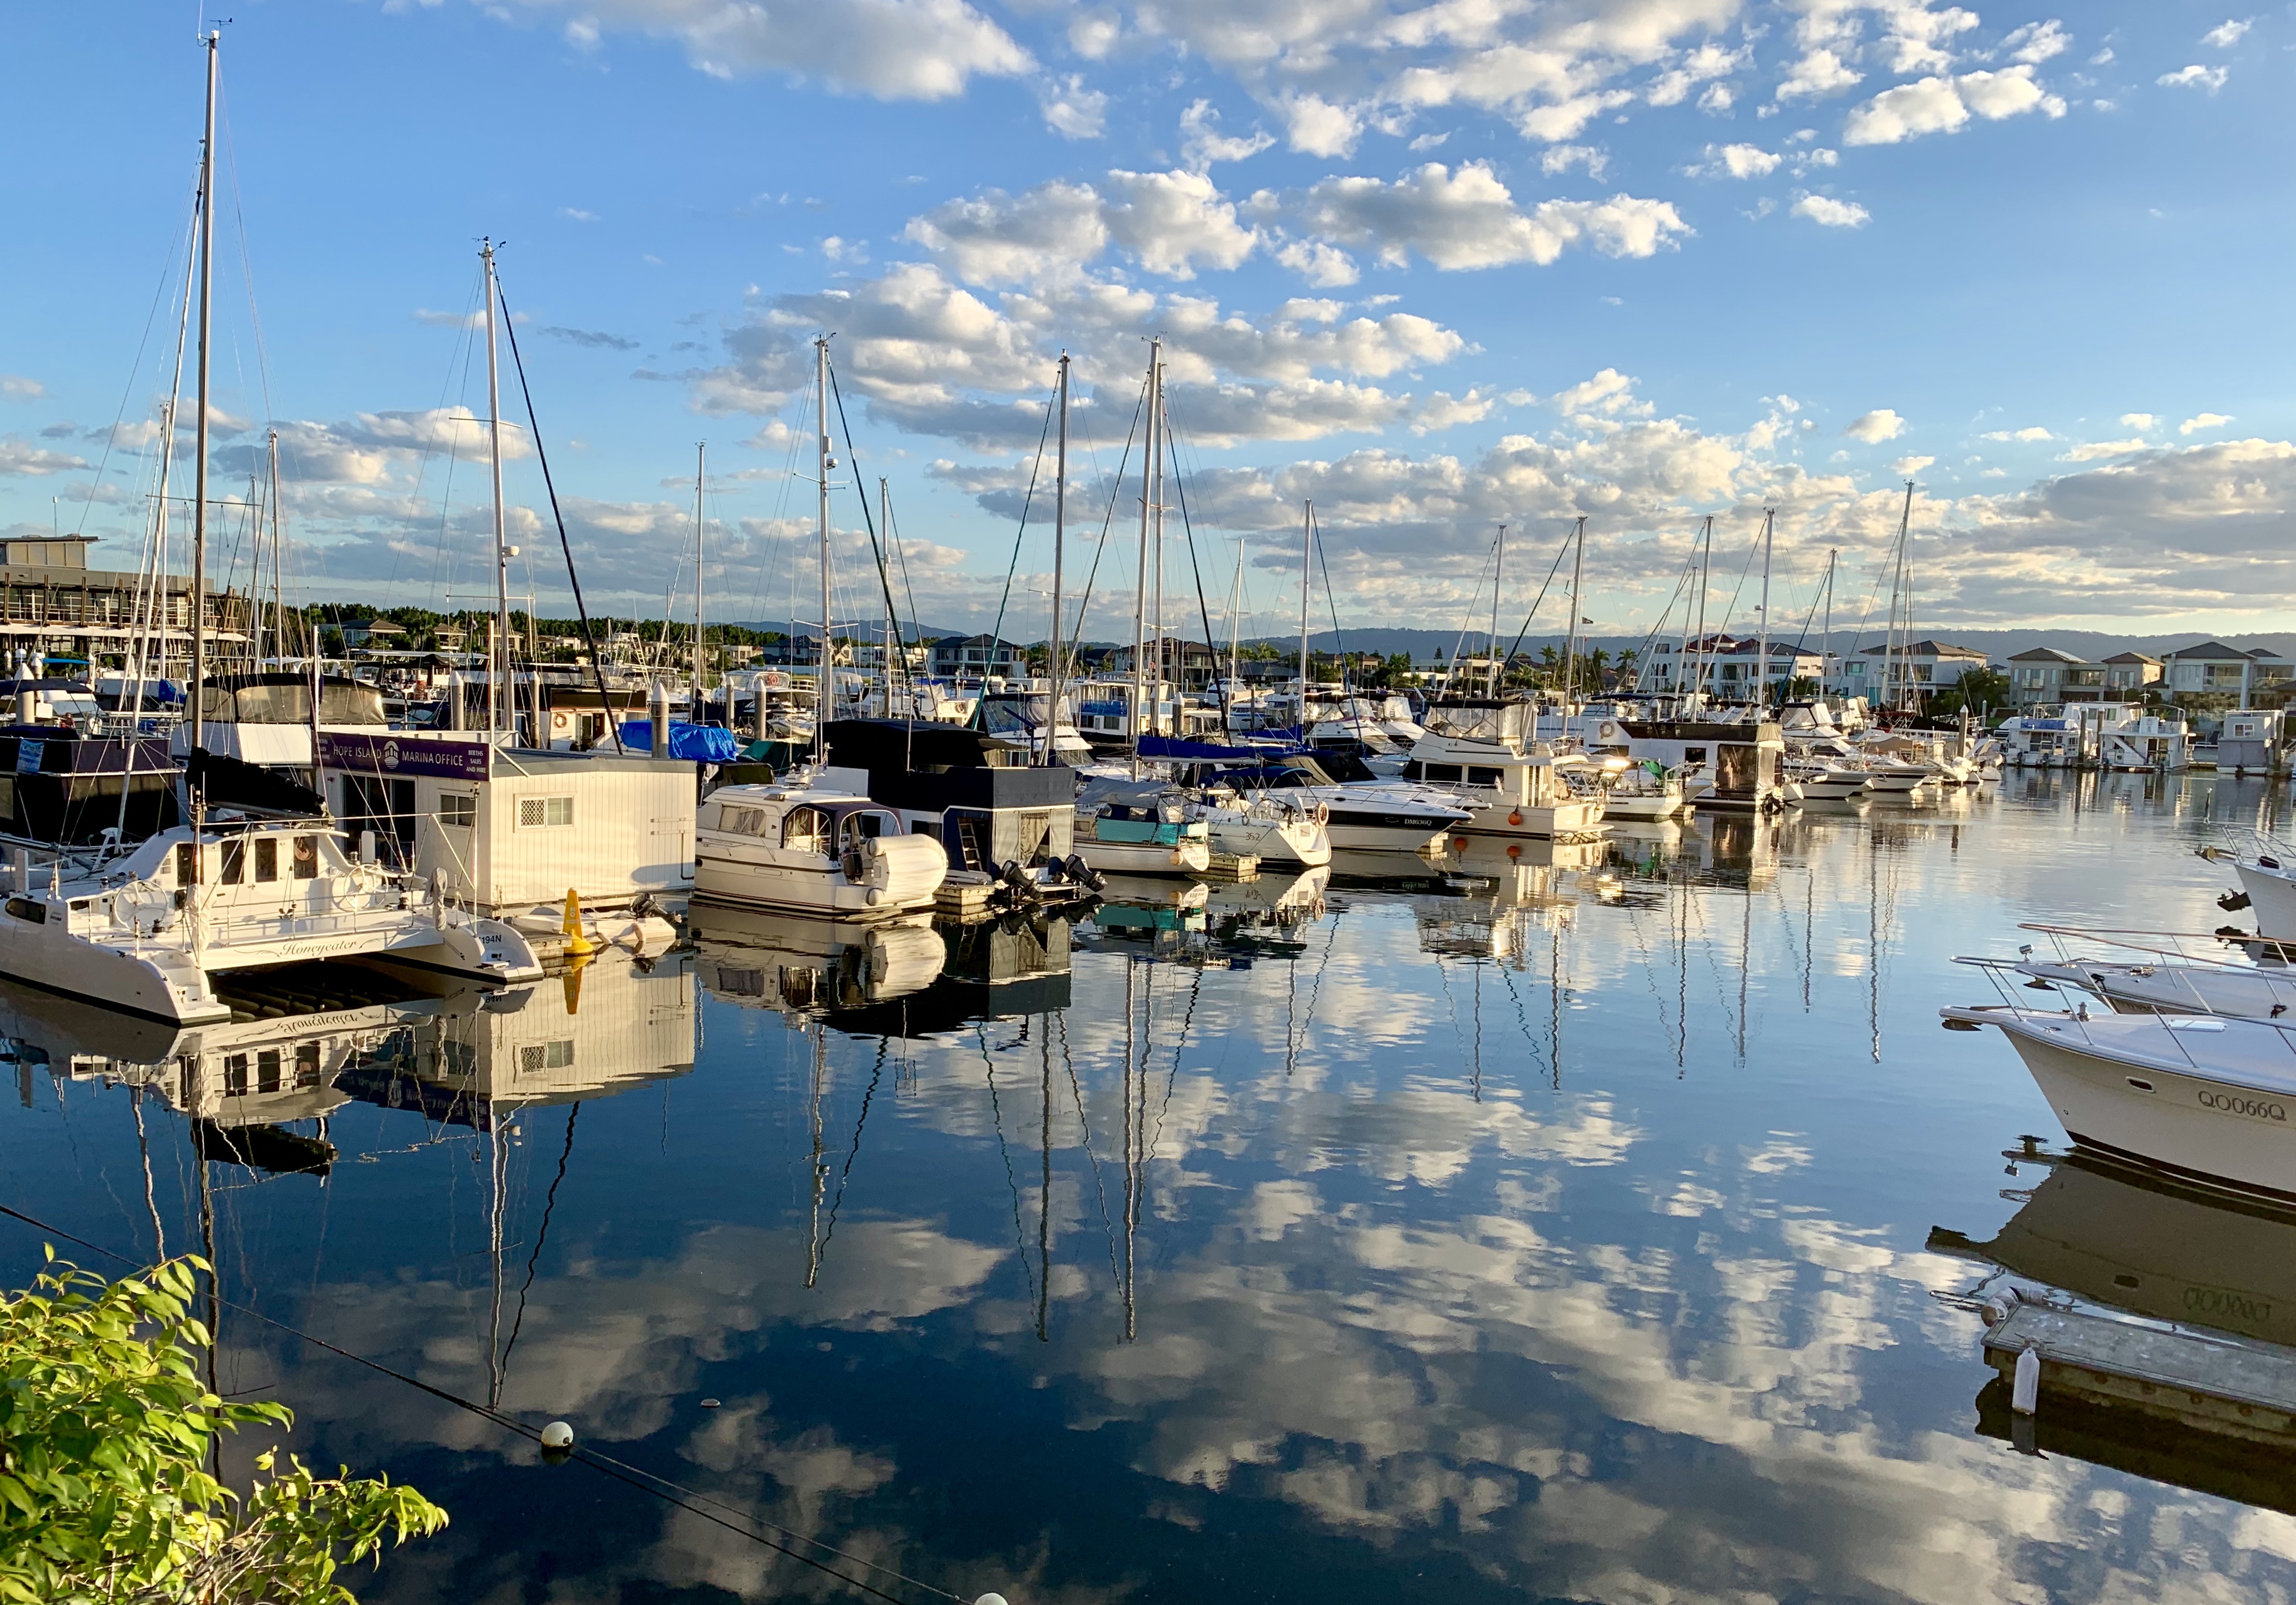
<box><xmin>1452</xmin><ymin>836</ymin><xmax>1469</xmax><ymax>852</ymax></box>
<box><xmin>1506</xmin><ymin>842</ymin><xmax>1521</xmax><ymax>858</ymax></box>
<box><xmin>1507</xmin><ymin>811</ymin><xmax>1523</xmax><ymax>825</ymax></box>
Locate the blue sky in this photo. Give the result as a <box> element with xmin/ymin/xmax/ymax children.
<box><xmin>4</xmin><ymin>1</ymin><xmax>2292</xmax><ymax>643</ymax></box>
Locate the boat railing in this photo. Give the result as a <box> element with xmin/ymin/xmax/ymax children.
<box><xmin>2016</xmin><ymin>921</ymin><xmax>2294</xmax><ymax>972</ymax></box>
<box><xmin>1956</xmin><ymin>955</ymin><xmax>2296</xmax><ymax>1073</ymax></box>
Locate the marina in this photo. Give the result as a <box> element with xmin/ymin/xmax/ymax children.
<box><xmin>9</xmin><ymin>770</ymin><xmax>2296</xmax><ymax>1600</ymax></box>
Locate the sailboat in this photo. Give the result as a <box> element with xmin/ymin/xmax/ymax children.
<box><xmin>693</xmin><ymin>338</ymin><xmax>948</xmax><ymax>919</ymax></box>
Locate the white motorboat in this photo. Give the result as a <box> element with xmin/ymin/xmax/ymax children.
<box><xmin>1395</xmin><ymin>700</ymin><xmax>1608</xmax><ymax>839</ymax></box>
<box><xmin>1594</xmin><ymin>757</ymin><xmax>1694</xmax><ymax>821</ymax></box>
<box><xmin>693</xmin><ymin>774</ymin><xmax>948</xmax><ymax>920</ymax></box>
<box><xmin>1073</xmin><ymin>777</ymin><xmax>1212</xmax><ymax>877</ymax></box>
<box><xmin>0</xmin><ymin>818</ymin><xmax>541</xmax><ymax>1026</ymax></box>
<box><xmin>1782</xmin><ymin>758</ymin><xmax>1871</xmax><ymax>802</ymax></box>
<box><xmin>2203</xmin><ymin>838</ymin><xmax>2296</xmax><ymax>943</ymax></box>
<box><xmin>1196</xmin><ymin>787</ymin><xmax>1331</xmax><ymax>868</ymax></box>
<box><xmin>1946</xmin><ymin>976</ymin><xmax>2296</xmax><ymax>1198</ymax></box>
<box><xmin>2011</xmin><ymin>923</ymin><xmax>2296</xmax><ymax>1019</ymax></box>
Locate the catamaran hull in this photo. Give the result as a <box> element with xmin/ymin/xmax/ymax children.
<box><xmin>1990</xmin><ymin>1024</ymin><xmax>2296</xmax><ymax>1198</ymax></box>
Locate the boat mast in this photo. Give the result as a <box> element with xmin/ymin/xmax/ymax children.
<box><xmin>483</xmin><ymin>240</ymin><xmax>511</xmax><ymax>741</ymax></box>
<box><xmin>1131</xmin><ymin>340</ymin><xmax>1159</xmax><ymax>773</ymax></box>
<box><xmin>1756</xmin><ymin>507</ymin><xmax>1774</xmax><ymax>710</ymax></box>
<box><xmin>1297</xmin><ymin>499</ymin><xmax>1312</xmax><ymax>729</ymax></box>
<box><xmin>1890</xmin><ymin>478</ymin><xmax>1913</xmax><ymax>714</ymax></box>
<box><xmin>189</xmin><ymin>29</ymin><xmax>218</xmax><ymax>752</ymax></box>
<box><xmin>1152</xmin><ymin>358</ymin><xmax>1166</xmax><ymax>719</ymax></box>
<box><xmin>1561</xmin><ymin>516</ymin><xmax>1587</xmax><ymax>721</ymax></box>
<box><xmin>880</xmin><ymin>476</ymin><xmax>895</xmax><ymax>715</ymax></box>
<box><xmin>1046</xmin><ymin>352</ymin><xmax>1068</xmax><ymax>768</ymax></box>
<box><xmin>1689</xmin><ymin>514</ymin><xmax>1712</xmax><ymax>708</ymax></box>
<box><xmin>815</xmin><ymin>336</ymin><xmax>833</xmax><ymax>769</ymax></box>
<box><xmin>692</xmin><ymin>441</ymin><xmax>706</xmax><ymax>714</ymax></box>
<box><xmin>267</xmin><ymin>431</ymin><xmax>286</xmax><ymax>670</ymax></box>
<box><xmin>1821</xmin><ymin>547</ymin><xmax>1836</xmax><ymax>700</ymax></box>
<box><xmin>1226</xmin><ymin>541</ymin><xmax>1243</xmax><ymax>737</ymax></box>
<box><xmin>1486</xmin><ymin>524</ymin><xmax>1506</xmax><ymax>699</ymax></box>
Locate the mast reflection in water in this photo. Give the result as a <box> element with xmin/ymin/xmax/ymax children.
<box><xmin>3</xmin><ymin>773</ymin><xmax>2295</xmax><ymax>1603</ymax></box>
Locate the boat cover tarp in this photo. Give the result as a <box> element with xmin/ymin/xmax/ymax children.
<box><xmin>616</xmin><ymin>721</ymin><xmax>744</xmax><ymax>763</ymax></box>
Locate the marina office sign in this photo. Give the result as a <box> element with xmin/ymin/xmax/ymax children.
<box><xmin>317</xmin><ymin>733</ymin><xmax>492</xmax><ymax>781</ymax></box>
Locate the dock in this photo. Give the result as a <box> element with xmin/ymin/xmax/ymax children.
<box><xmin>1984</xmin><ymin>1303</ymin><xmax>2296</xmax><ymax>1447</ymax></box>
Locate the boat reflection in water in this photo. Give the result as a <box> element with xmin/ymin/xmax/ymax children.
<box><xmin>0</xmin><ymin>953</ymin><xmax>699</xmax><ymax>1170</ymax></box>
<box><xmin>1933</xmin><ymin>1145</ymin><xmax>2296</xmax><ymax>1512</ymax></box>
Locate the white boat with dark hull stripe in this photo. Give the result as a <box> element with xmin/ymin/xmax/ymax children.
<box><xmin>1945</xmin><ymin>994</ymin><xmax>2296</xmax><ymax>1199</ymax></box>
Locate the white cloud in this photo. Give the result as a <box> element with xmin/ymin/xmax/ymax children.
<box><xmin>1282</xmin><ymin>164</ymin><xmax>1691</xmax><ymax>273</ymax></box>
<box><xmin>1775</xmin><ymin>48</ymin><xmax>1863</xmax><ymax>102</ymax></box>
<box><xmin>1275</xmin><ymin>240</ymin><xmax>1360</xmax><ymax>288</ymax></box>
<box><xmin>1102</xmin><ymin>168</ymin><xmax>1261</xmax><ymax>277</ymax></box>
<box><xmin>1792</xmin><ymin>194</ymin><xmax>1870</xmax><ymax>227</ymax></box>
<box><xmin>2158</xmin><ymin>64</ymin><xmax>2229</xmax><ymax>91</ymax></box>
<box><xmin>1280</xmin><ymin>93</ymin><xmax>1365</xmax><ymax>158</ymax></box>
<box><xmin>1697</xmin><ymin>82</ymin><xmax>1736</xmax><ymax>113</ymax></box>
<box><xmin>2118</xmin><ymin>413</ymin><xmax>2156</xmax><ymax>430</ymax></box>
<box><xmin>468</xmin><ymin>0</ymin><xmax>1031</xmax><ymax>100</ymax></box>
<box><xmin>1981</xmin><ymin>426</ymin><xmax>2052</xmax><ymax>442</ymax></box>
<box><xmin>1540</xmin><ymin>144</ymin><xmax>1609</xmax><ymax>178</ymax></box>
<box><xmin>1844</xmin><ymin>409</ymin><xmax>1904</xmax><ymax>443</ymax></box>
<box><xmin>1038</xmin><ymin>73</ymin><xmax>1108</xmax><ymax>139</ymax></box>
<box><xmin>1688</xmin><ymin>142</ymin><xmax>1781</xmax><ymax>179</ymax></box>
<box><xmin>2001</xmin><ymin>19</ymin><xmax>2070</xmax><ymax>65</ymax></box>
<box><xmin>1180</xmin><ymin>100</ymin><xmax>1274</xmax><ymax>170</ymax></box>
<box><xmin>1549</xmin><ymin>367</ymin><xmax>1652</xmax><ymax>420</ymax></box>
<box><xmin>0</xmin><ymin>376</ymin><xmax>42</xmax><ymax>400</ymax></box>
<box><xmin>1891</xmin><ymin>453</ymin><xmax>1935</xmax><ymax>476</ymax></box>
<box><xmin>1068</xmin><ymin>8</ymin><xmax>1119</xmax><ymax>58</ymax></box>
<box><xmin>560</xmin><ymin>206</ymin><xmax>600</xmax><ymax>222</ymax></box>
<box><xmin>905</xmin><ymin>179</ymin><xmax>1110</xmax><ymax>286</ymax></box>
<box><xmin>0</xmin><ymin>437</ymin><xmax>86</xmax><ymax>476</ymax></box>
<box><xmin>2181</xmin><ymin>412</ymin><xmax>2233</xmax><ymax>434</ymax></box>
<box><xmin>1412</xmin><ymin>389</ymin><xmax>1496</xmax><ymax>433</ymax></box>
<box><xmin>2061</xmin><ymin>437</ymin><xmax>2149</xmax><ymax>461</ymax></box>
<box><xmin>1844</xmin><ymin>65</ymin><xmax>2066</xmax><ymax>145</ymax></box>
<box><xmin>2202</xmin><ymin>19</ymin><xmax>2253</xmax><ymax>49</ymax></box>
<box><xmin>1647</xmin><ymin>41</ymin><xmax>1749</xmax><ymax>109</ymax></box>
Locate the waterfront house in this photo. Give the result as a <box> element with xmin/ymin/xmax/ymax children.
<box><xmin>1841</xmin><ymin>639</ymin><xmax>1992</xmax><ymax>707</ymax></box>
<box><xmin>2163</xmin><ymin>643</ymin><xmax>2296</xmax><ymax>707</ymax></box>
<box><xmin>927</xmin><ymin>633</ymin><xmax>1024</xmax><ymax>680</ymax></box>
<box><xmin>1643</xmin><ymin>636</ymin><xmax>1825</xmax><ymax>700</ymax></box>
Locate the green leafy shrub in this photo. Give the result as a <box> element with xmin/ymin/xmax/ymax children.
<box><xmin>0</xmin><ymin>1250</ymin><xmax>445</xmax><ymax>1603</ymax></box>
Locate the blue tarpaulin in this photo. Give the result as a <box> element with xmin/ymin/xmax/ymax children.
<box><xmin>616</xmin><ymin>720</ymin><xmax>744</xmax><ymax>763</ymax></box>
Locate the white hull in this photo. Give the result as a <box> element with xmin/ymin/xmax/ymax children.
<box><xmin>1203</xmin><ymin>812</ymin><xmax>1331</xmax><ymax>868</ymax></box>
<box><xmin>1456</xmin><ymin>795</ymin><xmax>1607</xmax><ymax>838</ymax></box>
<box><xmin>692</xmin><ymin>859</ymin><xmax>935</xmax><ymax>920</ymax></box>
<box><xmin>1968</xmin><ymin>1010</ymin><xmax>2296</xmax><ymax>1198</ymax></box>
<box><xmin>1075</xmin><ymin>837</ymin><xmax>1212</xmax><ymax>877</ymax></box>
<box><xmin>1325</xmin><ymin>818</ymin><xmax>1452</xmax><ymax>852</ymax></box>
<box><xmin>1593</xmin><ymin>791</ymin><xmax>1685</xmax><ymax>822</ymax></box>
<box><xmin>2235</xmin><ymin>859</ymin><xmax>2296</xmax><ymax>943</ymax></box>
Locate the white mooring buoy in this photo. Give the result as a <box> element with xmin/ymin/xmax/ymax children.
<box><xmin>2011</xmin><ymin>1346</ymin><xmax>2041</xmax><ymax>1416</ymax></box>
<box><xmin>541</xmin><ymin>1420</ymin><xmax>575</xmax><ymax>1451</ymax></box>
<box><xmin>976</xmin><ymin>1594</ymin><xmax>1011</xmax><ymax>1605</ymax></box>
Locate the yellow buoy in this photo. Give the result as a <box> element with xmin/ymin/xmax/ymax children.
<box><xmin>560</xmin><ymin>888</ymin><xmax>597</xmax><ymax>958</ymax></box>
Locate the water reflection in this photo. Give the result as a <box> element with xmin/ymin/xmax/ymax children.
<box><xmin>3</xmin><ymin>778</ymin><xmax>2295</xmax><ymax>1601</ymax></box>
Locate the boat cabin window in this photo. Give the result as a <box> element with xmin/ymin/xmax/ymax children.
<box><xmin>783</xmin><ymin>806</ymin><xmax>831</xmax><ymax>855</ymax></box>
<box><xmin>838</xmin><ymin>811</ymin><xmax>892</xmax><ymax>855</ymax></box>
<box><xmin>1685</xmin><ymin>746</ymin><xmax>1708</xmax><ymax>763</ymax></box>
<box><xmin>439</xmin><ymin>793</ymin><xmax>476</xmax><ymax>830</ymax></box>
<box><xmin>254</xmin><ymin>838</ymin><xmax>278</xmax><ymax>882</ymax></box>
<box><xmin>174</xmin><ymin>843</ymin><xmax>200</xmax><ymax>885</ymax></box>
<box><xmin>517</xmin><ymin>796</ymin><xmax>574</xmax><ymax>829</ymax></box>
<box><xmin>257</xmin><ymin>1050</ymin><xmax>282</xmax><ymax>1094</ymax></box>
<box><xmin>224</xmin><ymin>1054</ymin><xmax>248</xmax><ymax>1097</ymax></box>
<box><xmin>295</xmin><ymin>1043</ymin><xmax>320</xmax><ymax>1088</ymax></box>
<box><xmin>291</xmin><ymin>835</ymin><xmax>319</xmax><ymax>880</ymax></box>
<box><xmin>1466</xmin><ymin>766</ymin><xmax>1503</xmax><ymax>788</ymax></box>
<box><xmin>220</xmin><ymin>838</ymin><xmax>245</xmax><ymax>885</ymax></box>
<box><xmin>1423</xmin><ymin>764</ymin><xmax>1463</xmax><ymax>783</ymax></box>
<box><xmin>717</xmin><ymin>804</ymin><xmax>771</xmax><ymax>836</ymax></box>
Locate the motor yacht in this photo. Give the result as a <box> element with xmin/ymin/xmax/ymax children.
<box><xmin>693</xmin><ymin>773</ymin><xmax>948</xmax><ymax>919</ymax></box>
<box><xmin>1395</xmin><ymin>700</ymin><xmax>1607</xmax><ymax>838</ymax></box>
<box><xmin>2203</xmin><ymin>837</ymin><xmax>2296</xmax><ymax>944</ymax></box>
<box><xmin>0</xmin><ymin>816</ymin><xmax>541</xmax><ymax>1025</ymax></box>
<box><xmin>1946</xmin><ymin>966</ymin><xmax>2296</xmax><ymax>1197</ymax></box>
<box><xmin>1591</xmin><ymin>757</ymin><xmax>1694</xmax><ymax>821</ymax></box>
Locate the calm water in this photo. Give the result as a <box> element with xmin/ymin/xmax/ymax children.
<box><xmin>6</xmin><ymin>773</ymin><xmax>2296</xmax><ymax>1603</ymax></box>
